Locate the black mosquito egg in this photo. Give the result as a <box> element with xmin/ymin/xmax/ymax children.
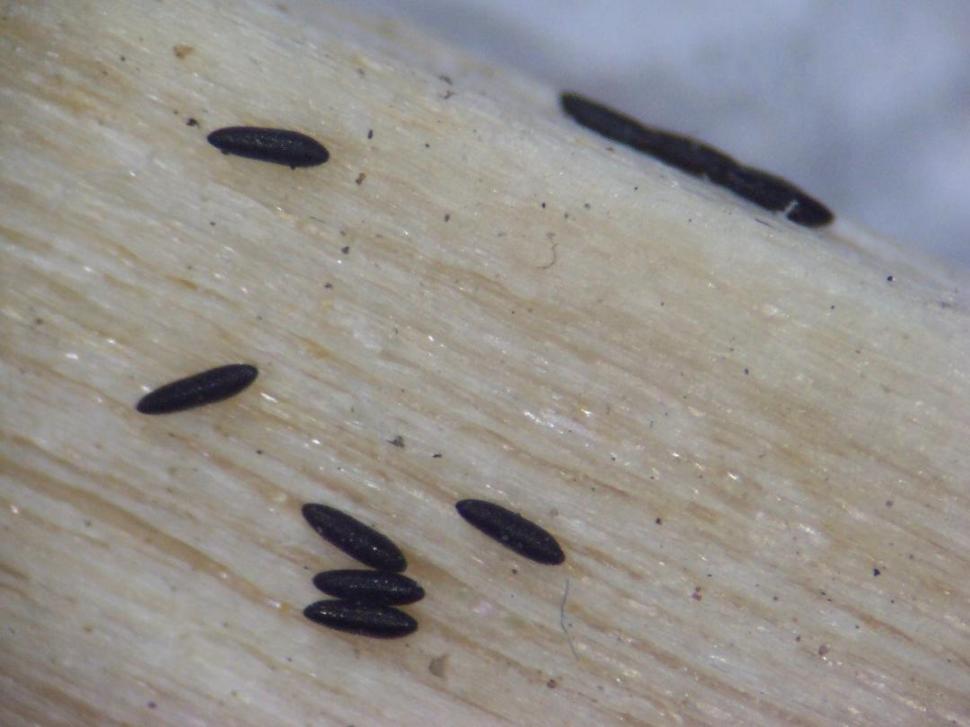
<box><xmin>135</xmin><ymin>364</ymin><xmax>258</xmax><ymax>414</ymax></box>
<box><xmin>301</xmin><ymin>503</ymin><xmax>407</xmax><ymax>572</ymax></box>
<box><xmin>207</xmin><ymin>127</ymin><xmax>329</xmax><ymax>168</ymax></box>
<box><xmin>455</xmin><ymin>499</ymin><xmax>565</xmax><ymax>565</ymax></box>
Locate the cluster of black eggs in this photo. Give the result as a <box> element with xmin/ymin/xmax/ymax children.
<box><xmin>134</xmin><ymin>366</ymin><xmax>566</xmax><ymax>640</ymax></box>
<box><xmin>300</xmin><ymin>503</ymin><xmax>425</xmax><ymax>639</ymax></box>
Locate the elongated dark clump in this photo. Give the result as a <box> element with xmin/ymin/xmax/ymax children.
<box><xmin>718</xmin><ymin>165</ymin><xmax>833</xmax><ymax>227</ymax></box>
<box><xmin>303</xmin><ymin>600</ymin><xmax>417</xmax><ymax>638</ymax></box>
<box><xmin>207</xmin><ymin>127</ymin><xmax>329</xmax><ymax>168</ymax></box>
<box><xmin>312</xmin><ymin>570</ymin><xmax>424</xmax><ymax>606</ymax></box>
<box><xmin>559</xmin><ymin>92</ymin><xmax>834</xmax><ymax>227</ymax></box>
<box><xmin>301</xmin><ymin>503</ymin><xmax>407</xmax><ymax>572</ymax></box>
<box><xmin>136</xmin><ymin>364</ymin><xmax>258</xmax><ymax>414</ymax></box>
<box><xmin>455</xmin><ymin>499</ymin><xmax>565</xmax><ymax>565</ymax></box>
<box><xmin>560</xmin><ymin>92</ymin><xmax>736</xmax><ymax>179</ymax></box>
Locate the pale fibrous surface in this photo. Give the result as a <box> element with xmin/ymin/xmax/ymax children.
<box><xmin>2</xmin><ymin>2</ymin><xmax>969</xmax><ymax>726</ymax></box>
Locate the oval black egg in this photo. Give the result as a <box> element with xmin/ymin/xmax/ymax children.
<box><xmin>135</xmin><ymin>364</ymin><xmax>258</xmax><ymax>415</ymax></box>
<box><xmin>207</xmin><ymin>127</ymin><xmax>329</xmax><ymax>168</ymax></box>
<box><xmin>455</xmin><ymin>499</ymin><xmax>565</xmax><ymax>565</ymax></box>
<box><xmin>303</xmin><ymin>600</ymin><xmax>417</xmax><ymax>638</ymax></box>
<box><xmin>301</xmin><ymin>503</ymin><xmax>407</xmax><ymax>572</ymax></box>
<box><xmin>312</xmin><ymin>570</ymin><xmax>424</xmax><ymax>606</ymax></box>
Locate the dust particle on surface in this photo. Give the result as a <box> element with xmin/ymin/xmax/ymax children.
<box><xmin>444</xmin><ymin>213</ymin><xmax>451</xmax><ymax>222</ymax></box>
<box><xmin>340</xmin><ymin>245</ymin><xmax>350</xmax><ymax>255</ymax></box>
<box><xmin>886</xmin><ymin>275</ymin><xmax>895</xmax><ymax>282</ymax></box>
<box><xmin>367</xmin><ymin>129</ymin><xmax>374</xmax><ymax>139</ymax></box>
<box><xmin>173</xmin><ymin>44</ymin><xmax>194</xmax><ymax>59</ymax></box>
<box><xmin>186</xmin><ymin>117</ymin><xmax>199</xmax><ymax>127</ymax></box>
<box><xmin>873</xmin><ymin>567</ymin><xmax>881</xmax><ymax>576</ymax></box>
<box><xmin>355</xmin><ymin>172</ymin><xmax>366</xmax><ymax>185</ymax></box>
<box><xmin>428</xmin><ymin>654</ymin><xmax>448</xmax><ymax>678</ymax></box>
<box><xmin>818</xmin><ymin>644</ymin><xmax>830</xmax><ymax>656</ymax></box>
<box><xmin>388</xmin><ymin>435</ymin><xmax>405</xmax><ymax>448</ymax></box>
<box><xmin>147</xmin><ymin>702</ymin><xmax>157</xmax><ymax>709</ymax></box>
<box><xmin>691</xmin><ymin>587</ymin><xmax>702</xmax><ymax>601</ymax></box>
<box><xmin>655</xmin><ymin>517</ymin><xmax>663</xmax><ymax>525</ymax></box>
<box><xmin>547</xmin><ymin>679</ymin><xmax>557</xmax><ymax>689</ymax></box>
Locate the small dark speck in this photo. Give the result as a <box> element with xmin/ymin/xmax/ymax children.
<box><xmin>818</xmin><ymin>644</ymin><xmax>830</xmax><ymax>656</ymax></box>
<box><xmin>655</xmin><ymin>517</ymin><xmax>662</xmax><ymax>525</ymax></box>
<box><xmin>424</xmin><ymin>143</ymin><xmax>431</xmax><ymax>148</ymax></box>
<box><xmin>432</xmin><ymin>453</ymin><xmax>443</xmax><ymax>458</ymax></box>
<box><xmin>691</xmin><ymin>586</ymin><xmax>702</xmax><ymax>601</ymax></box>
<box><xmin>772</xmin><ymin>595</ymin><xmax>779</xmax><ymax>601</ymax></box>
<box><xmin>34</xmin><ymin>317</ymin><xmax>43</xmax><ymax>325</ymax></box>
<box><xmin>147</xmin><ymin>702</ymin><xmax>157</xmax><ymax>709</ymax></box>
<box><xmin>743</xmin><ymin>368</ymin><xmax>750</xmax><ymax>375</ymax></box>
<box><xmin>340</xmin><ymin>246</ymin><xmax>350</xmax><ymax>255</ymax></box>
<box><xmin>209</xmin><ymin>220</ymin><xmax>216</xmax><ymax>226</ymax></box>
<box><xmin>119</xmin><ymin>55</ymin><xmax>126</xmax><ymax>62</ymax></box>
<box><xmin>885</xmin><ymin>500</ymin><xmax>893</xmax><ymax>508</ymax></box>
<box><xmin>442</xmin><ymin>90</ymin><xmax>455</xmax><ymax>100</ymax></box>
<box><xmin>255</xmin><ymin>449</ymin><xmax>263</xmax><ymax>455</ymax></box>
<box><xmin>355</xmin><ymin>172</ymin><xmax>366</xmax><ymax>185</ymax></box>
<box><xmin>444</xmin><ymin>213</ymin><xmax>451</xmax><ymax>222</ymax></box>
<box><xmin>583</xmin><ymin>203</ymin><xmax>591</xmax><ymax>209</ymax></box>
<box><xmin>388</xmin><ymin>435</ymin><xmax>405</xmax><ymax>448</ymax></box>
<box><xmin>873</xmin><ymin>567</ymin><xmax>881</xmax><ymax>577</ymax></box>
<box><xmin>367</xmin><ymin>129</ymin><xmax>374</xmax><ymax>139</ymax></box>
<box><xmin>438</xmin><ymin>74</ymin><xmax>453</xmax><ymax>85</ymax></box>
<box><xmin>886</xmin><ymin>275</ymin><xmax>895</xmax><ymax>282</ymax></box>
<box><xmin>186</xmin><ymin>117</ymin><xmax>199</xmax><ymax>127</ymax></box>
<box><xmin>541</xmin><ymin>202</ymin><xmax>546</xmax><ymax>209</ymax></box>
<box><xmin>324</xmin><ymin>282</ymin><xmax>333</xmax><ymax>289</ymax></box>
<box><xmin>547</xmin><ymin>679</ymin><xmax>557</xmax><ymax>689</ymax></box>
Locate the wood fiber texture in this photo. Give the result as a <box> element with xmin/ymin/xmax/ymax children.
<box><xmin>1</xmin><ymin>2</ymin><xmax>968</xmax><ymax>725</ymax></box>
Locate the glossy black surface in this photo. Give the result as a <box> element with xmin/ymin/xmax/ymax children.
<box><xmin>312</xmin><ymin>570</ymin><xmax>425</xmax><ymax>606</ymax></box>
<box><xmin>136</xmin><ymin>364</ymin><xmax>258</xmax><ymax>415</ymax></box>
<box><xmin>560</xmin><ymin>92</ymin><xmax>834</xmax><ymax>228</ymax></box>
<box><xmin>301</xmin><ymin>503</ymin><xmax>407</xmax><ymax>572</ymax></box>
<box><xmin>455</xmin><ymin>499</ymin><xmax>565</xmax><ymax>565</ymax></box>
<box><xmin>207</xmin><ymin>127</ymin><xmax>329</xmax><ymax>168</ymax></box>
<box><xmin>303</xmin><ymin>600</ymin><xmax>417</xmax><ymax>638</ymax></box>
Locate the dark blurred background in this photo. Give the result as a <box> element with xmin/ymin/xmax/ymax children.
<box><xmin>348</xmin><ymin>0</ymin><xmax>970</xmax><ymax>266</ymax></box>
